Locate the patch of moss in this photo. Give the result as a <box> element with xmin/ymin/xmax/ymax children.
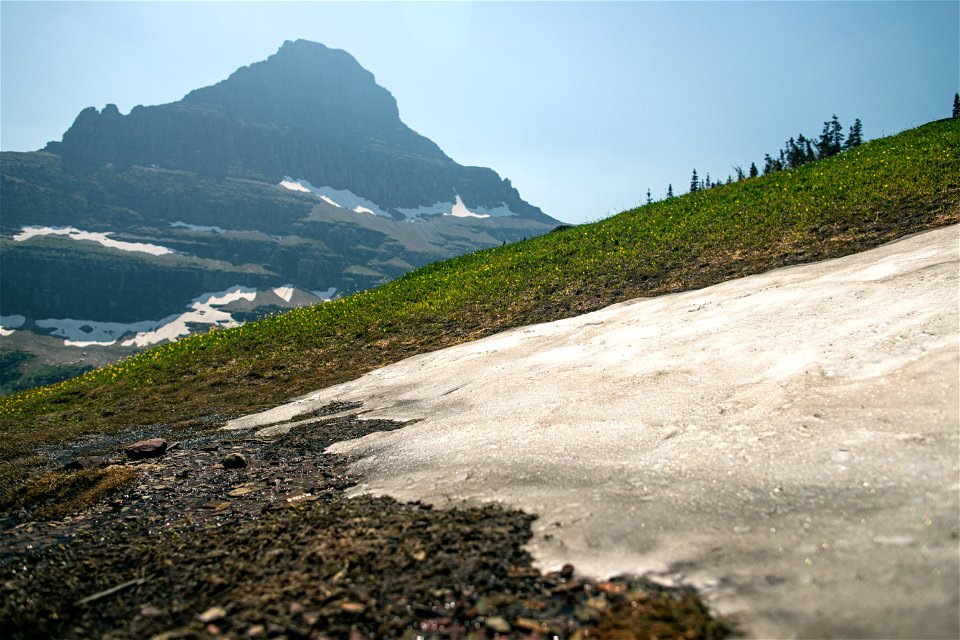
<box><xmin>1</xmin><ymin>465</ymin><xmax>136</xmax><ymax>520</ymax></box>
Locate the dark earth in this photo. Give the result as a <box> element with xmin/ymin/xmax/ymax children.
<box><xmin>1</xmin><ymin>406</ymin><xmax>732</xmax><ymax>639</ymax></box>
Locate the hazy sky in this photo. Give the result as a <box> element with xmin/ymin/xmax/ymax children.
<box><xmin>2</xmin><ymin>1</ymin><xmax>957</xmax><ymax>224</ymax></box>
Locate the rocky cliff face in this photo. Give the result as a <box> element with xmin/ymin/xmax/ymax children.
<box><xmin>47</xmin><ymin>40</ymin><xmax>551</xmax><ymax>221</ymax></box>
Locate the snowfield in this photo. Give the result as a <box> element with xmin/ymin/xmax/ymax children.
<box><xmin>13</xmin><ymin>226</ymin><xmax>174</xmax><ymax>256</ymax></box>
<box><xmin>227</xmin><ymin>225</ymin><xmax>960</xmax><ymax>639</ymax></box>
<box><xmin>30</xmin><ymin>286</ymin><xmax>336</xmax><ymax>348</ymax></box>
<box><xmin>279</xmin><ymin>177</ymin><xmax>520</xmax><ymax>220</ymax></box>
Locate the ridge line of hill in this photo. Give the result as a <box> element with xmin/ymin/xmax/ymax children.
<box><xmin>0</xmin><ymin>118</ymin><xmax>957</xmax><ymax>464</ymax></box>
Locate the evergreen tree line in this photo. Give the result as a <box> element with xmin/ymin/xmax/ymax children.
<box><xmin>758</xmin><ymin>114</ymin><xmax>862</xmax><ymax>175</ymax></box>
<box><xmin>647</xmin><ymin>95</ymin><xmax>958</xmax><ymax>203</ymax></box>
<box><xmin>648</xmin><ymin>113</ymin><xmax>864</xmax><ymax>202</ymax></box>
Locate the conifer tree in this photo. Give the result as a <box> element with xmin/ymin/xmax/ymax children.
<box><xmin>749</xmin><ymin>162</ymin><xmax>758</xmax><ymax>178</ymax></box>
<box><xmin>818</xmin><ymin>115</ymin><xmax>844</xmax><ymax>158</ymax></box>
<box><xmin>667</xmin><ymin>184</ymin><xmax>674</xmax><ymax>199</ymax></box>
<box><xmin>690</xmin><ymin>169</ymin><xmax>699</xmax><ymax>193</ymax></box>
<box><xmin>646</xmin><ymin>188</ymin><xmax>653</xmax><ymax>205</ymax></box>
<box><xmin>734</xmin><ymin>165</ymin><xmax>745</xmax><ymax>181</ymax></box>
<box><xmin>953</xmin><ymin>93</ymin><xmax>959</xmax><ymax>119</ymax></box>
<box><xmin>844</xmin><ymin>118</ymin><xmax>863</xmax><ymax>149</ymax></box>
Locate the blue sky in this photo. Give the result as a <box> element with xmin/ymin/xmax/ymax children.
<box><xmin>2</xmin><ymin>1</ymin><xmax>957</xmax><ymax>224</ymax></box>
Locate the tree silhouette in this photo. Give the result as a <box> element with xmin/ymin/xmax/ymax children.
<box><xmin>817</xmin><ymin>115</ymin><xmax>844</xmax><ymax>158</ymax></box>
<box><xmin>690</xmin><ymin>169</ymin><xmax>699</xmax><ymax>193</ymax></box>
<box><xmin>953</xmin><ymin>93</ymin><xmax>959</xmax><ymax>119</ymax></box>
<box><xmin>667</xmin><ymin>184</ymin><xmax>674</xmax><ymax>199</ymax></box>
<box><xmin>844</xmin><ymin>119</ymin><xmax>863</xmax><ymax>149</ymax></box>
<box><xmin>749</xmin><ymin>162</ymin><xmax>758</xmax><ymax>178</ymax></box>
<box><xmin>646</xmin><ymin>188</ymin><xmax>653</xmax><ymax>205</ymax></box>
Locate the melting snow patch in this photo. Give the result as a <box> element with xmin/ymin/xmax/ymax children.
<box><xmin>0</xmin><ymin>314</ymin><xmax>26</xmax><ymax>336</ymax></box>
<box><xmin>226</xmin><ymin>225</ymin><xmax>960</xmax><ymax>640</ymax></box>
<box><xmin>273</xmin><ymin>285</ymin><xmax>295</xmax><ymax>303</ymax></box>
<box><xmin>29</xmin><ymin>285</ymin><xmax>334</xmax><ymax>349</ymax></box>
<box><xmin>448</xmin><ymin>195</ymin><xmax>490</xmax><ymax>219</ymax></box>
<box><xmin>397</xmin><ymin>197</ymin><xmax>517</xmax><ymax>220</ymax></box>
<box><xmin>278</xmin><ymin>177</ymin><xmax>390</xmax><ymax>217</ymax></box>
<box><xmin>13</xmin><ymin>226</ymin><xmax>174</xmax><ymax>256</ymax></box>
<box><xmin>37</xmin><ymin>318</ymin><xmax>157</xmax><ymax>347</ymax></box>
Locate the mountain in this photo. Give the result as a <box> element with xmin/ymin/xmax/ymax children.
<box><xmin>0</xmin><ymin>40</ymin><xmax>559</xmax><ymax>392</ymax></box>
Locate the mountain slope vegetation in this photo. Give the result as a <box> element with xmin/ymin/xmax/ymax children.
<box><xmin>1</xmin><ymin>118</ymin><xmax>958</xmax><ymax>467</ymax></box>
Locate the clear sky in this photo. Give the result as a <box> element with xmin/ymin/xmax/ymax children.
<box><xmin>2</xmin><ymin>1</ymin><xmax>957</xmax><ymax>224</ymax></box>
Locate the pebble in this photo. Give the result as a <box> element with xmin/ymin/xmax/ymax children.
<box><xmin>196</xmin><ymin>606</ymin><xmax>227</xmax><ymax>623</ymax></box>
<box><xmin>484</xmin><ymin>616</ymin><xmax>510</xmax><ymax>633</ymax></box>
<box><xmin>222</xmin><ymin>453</ymin><xmax>248</xmax><ymax>469</ymax></box>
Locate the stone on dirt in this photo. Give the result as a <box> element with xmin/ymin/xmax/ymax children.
<box><xmin>221</xmin><ymin>452</ymin><xmax>248</xmax><ymax>469</ymax></box>
<box><xmin>123</xmin><ymin>438</ymin><xmax>168</xmax><ymax>460</ymax></box>
<box><xmin>62</xmin><ymin>456</ymin><xmax>110</xmax><ymax>471</ymax></box>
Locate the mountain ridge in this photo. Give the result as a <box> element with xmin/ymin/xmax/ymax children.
<box><xmin>45</xmin><ymin>39</ymin><xmax>552</xmax><ymax>222</ymax></box>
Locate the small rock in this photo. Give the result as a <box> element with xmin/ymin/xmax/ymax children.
<box><xmin>597</xmin><ymin>580</ymin><xmax>627</xmax><ymax>595</ymax></box>
<box><xmin>63</xmin><ymin>455</ymin><xmax>110</xmax><ymax>471</ymax></box>
<box><xmin>196</xmin><ymin>606</ymin><xmax>227</xmax><ymax>623</ymax></box>
<box><xmin>560</xmin><ymin>563</ymin><xmax>575</xmax><ymax>579</ymax></box>
<box><xmin>246</xmin><ymin>625</ymin><xmax>266</xmax><ymax>638</ymax></box>
<box><xmin>340</xmin><ymin>602</ymin><xmax>366</xmax><ymax>614</ymax></box>
<box><xmin>221</xmin><ymin>453</ymin><xmax>247</xmax><ymax>469</ymax></box>
<box><xmin>515</xmin><ymin>617</ymin><xmax>548</xmax><ymax>633</ymax></box>
<box><xmin>484</xmin><ymin>616</ymin><xmax>510</xmax><ymax>633</ymax></box>
<box><xmin>139</xmin><ymin>604</ymin><xmax>163</xmax><ymax>617</ymax></box>
<box><xmin>124</xmin><ymin>438</ymin><xmax>168</xmax><ymax>460</ymax></box>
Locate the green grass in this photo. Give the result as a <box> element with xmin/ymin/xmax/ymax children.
<box><xmin>1</xmin><ymin>118</ymin><xmax>957</xmax><ymax>467</ymax></box>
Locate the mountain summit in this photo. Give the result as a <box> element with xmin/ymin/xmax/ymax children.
<box><xmin>47</xmin><ymin>39</ymin><xmax>551</xmax><ymax>222</ymax></box>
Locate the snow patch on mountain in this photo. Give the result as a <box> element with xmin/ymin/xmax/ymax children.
<box><xmin>0</xmin><ymin>314</ymin><xmax>25</xmax><ymax>337</ymax></box>
<box><xmin>30</xmin><ymin>285</ymin><xmax>335</xmax><ymax>348</ymax></box>
<box><xmin>13</xmin><ymin>226</ymin><xmax>174</xmax><ymax>256</ymax></box>
<box><xmin>397</xmin><ymin>197</ymin><xmax>518</xmax><ymax>220</ymax></box>
<box><xmin>279</xmin><ymin>178</ymin><xmax>390</xmax><ymax>217</ymax></box>
<box><xmin>278</xmin><ymin>177</ymin><xmax>522</xmax><ymax>221</ymax></box>
<box><xmin>448</xmin><ymin>195</ymin><xmax>490</xmax><ymax>219</ymax></box>
<box><xmin>273</xmin><ymin>285</ymin><xmax>295</xmax><ymax>303</ymax></box>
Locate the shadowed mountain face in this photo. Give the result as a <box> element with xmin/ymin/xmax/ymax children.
<box><xmin>46</xmin><ymin>39</ymin><xmax>551</xmax><ymax>221</ymax></box>
<box><xmin>0</xmin><ymin>40</ymin><xmax>558</xmax><ymax>392</ymax></box>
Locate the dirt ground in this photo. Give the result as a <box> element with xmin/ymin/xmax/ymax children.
<box><xmin>0</xmin><ymin>410</ymin><xmax>731</xmax><ymax>640</ymax></box>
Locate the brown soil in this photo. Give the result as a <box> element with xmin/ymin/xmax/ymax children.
<box><xmin>1</xmin><ymin>411</ymin><xmax>732</xmax><ymax>639</ymax></box>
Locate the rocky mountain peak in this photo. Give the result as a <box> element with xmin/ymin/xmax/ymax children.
<box><xmin>45</xmin><ymin>40</ymin><xmax>551</xmax><ymax>221</ymax></box>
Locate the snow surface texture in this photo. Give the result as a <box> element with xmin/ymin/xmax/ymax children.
<box><xmin>279</xmin><ymin>177</ymin><xmax>517</xmax><ymax>220</ymax></box>
<box><xmin>13</xmin><ymin>226</ymin><xmax>174</xmax><ymax>256</ymax></box>
<box><xmin>226</xmin><ymin>226</ymin><xmax>960</xmax><ymax>639</ymax></box>
<box><xmin>34</xmin><ymin>286</ymin><xmax>336</xmax><ymax>348</ymax></box>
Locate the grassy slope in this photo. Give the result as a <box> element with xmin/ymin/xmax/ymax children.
<box><xmin>1</xmin><ymin>118</ymin><xmax>958</xmax><ymax>469</ymax></box>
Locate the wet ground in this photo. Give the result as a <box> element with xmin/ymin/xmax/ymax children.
<box><xmin>0</xmin><ymin>411</ymin><xmax>730</xmax><ymax>639</ymax></box>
